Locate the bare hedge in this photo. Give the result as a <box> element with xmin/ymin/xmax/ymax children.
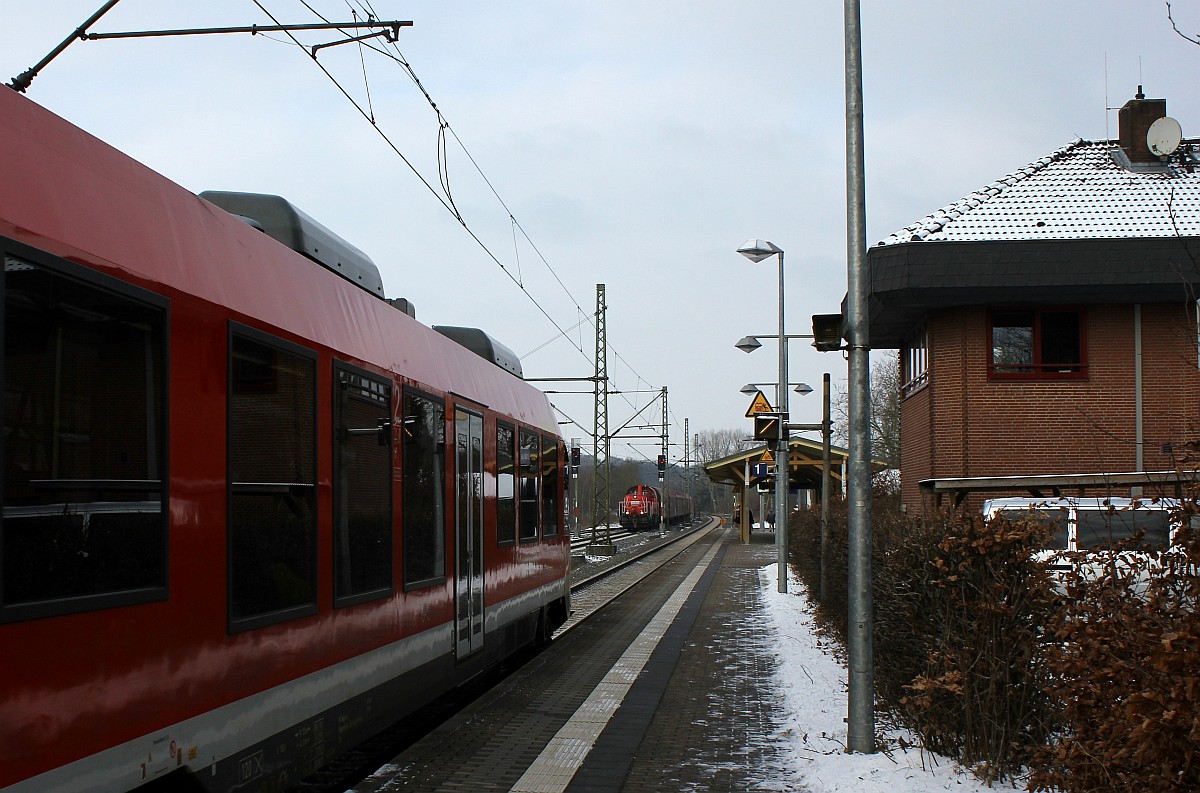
<box><xmin>789</xmin><ymin>496</ymin><xmax>1200</xmax><ymax>791</ymax></box>
<box><xmin>1029</xmin><ymin>517</ymin><xmax>1200</xmax><ymax>792</ymax></box>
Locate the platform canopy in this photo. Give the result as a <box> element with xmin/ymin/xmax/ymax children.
<box><xmin>703</xmin><ymin>437</ymin><xmax>848</xmax><ymax>494</ymax></box>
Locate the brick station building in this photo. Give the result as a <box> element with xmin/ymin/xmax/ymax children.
<box><xmin>865</xmin><ymin>92</ymin><xmax>1200</xmax><ymax>512</ymax></box>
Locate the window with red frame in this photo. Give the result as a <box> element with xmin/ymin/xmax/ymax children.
<box><xmin>989</xmin><ymin>307</ymin><xmax>1086</xmax><ymax>378</ymax></box>
<box><xmin>901</xmin><ymin>326</ymin><xmax>928</xmax><ymax>396</ymax></box>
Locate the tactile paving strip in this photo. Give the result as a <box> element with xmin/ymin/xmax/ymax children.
<box><xmin>509</xmin><ymin>537</ymin><xmax>726</xmax><ymax>793</ymax></box>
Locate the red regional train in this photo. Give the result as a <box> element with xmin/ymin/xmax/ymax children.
<box><xmin>0</xmin><ymin>87</ymin><xmax>570</xmax><ymax>792</ymax></box>
<box><xmin>617</xmin><ymin>485</ymin><xmax>693</xmax><ymax>531</ymax></box>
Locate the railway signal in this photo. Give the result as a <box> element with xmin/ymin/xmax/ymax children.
<box><xmin>753</xmin><ymin>413</ymin><xmax>785</xmax><ymax>442</ymax></box>
<box><xmin>656</xmin><ymin>454</ymin><xmax>666</xmax><ymax>481</ymax></box>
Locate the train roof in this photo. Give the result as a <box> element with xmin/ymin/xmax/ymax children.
<box><xmin>199</xmin><ymin>191</ymin><xmax>384</xmax><ymax>298</ymax></box>
<box><xmin>0</xmin><ymin>88</ymin><xmax>557</xmax><ymax>433</ymax></box>
<box><xmin>434</xmin><ymin>325</ymin><xmax>523</xmax><ymax>378</ymax></box>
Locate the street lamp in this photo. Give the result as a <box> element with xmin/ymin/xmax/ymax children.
<box><xmin>740</xmin><ymin>382</ymin><xmax>812</xmax><ymax>396</ymax></box>
<box><xmin>737</xmin><ymin>238</ymin><xmax>790</xmax><ymax>594</ymax></box>
<box><xmin>736</xmin><ymin>333</ymin><xmax>814</xmax><ymax>353</ymax></box>
<box><xmin>734</xmin><ymin>335</ymin><xmax>762</xmax><ymax>353</ymax></box>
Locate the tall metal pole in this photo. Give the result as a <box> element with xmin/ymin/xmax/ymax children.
<box><xmin>775</xmin><ymin>251</ymin><xmax>790</xmax><ymax>594</ymax></box>
<box><xmin>693</xmin><ymin>431</ymin><xmax>699</xmax><ymax>512</ymax></box>
<box><xmin>589</xmin><ymin>284</ymin><xmax>612</xmax><ymax>549</ymax></box>
<box><xmin>844</xmin><ymin>0</ymin><xmax>876</xmax><ymax>754</ymax></box>
<box><xmin>660</xmin><ymin>387</ymin><xmax>669</xmax><ymax>533</ymax></box>
<box><xmin>820</xmin><ymin>373</ymin><xmax>832</xmax><ymax>602</ymax></box>
<box><xmin>684</xmin><ymin>419</ymin><xmax>691</xmax><ymax>520</ymax></box>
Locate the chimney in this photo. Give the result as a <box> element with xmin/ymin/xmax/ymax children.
<box><xmin>1118</xmin><ymin>86</ymin><xmax>1167</xmax><ymax>164</ymax></box>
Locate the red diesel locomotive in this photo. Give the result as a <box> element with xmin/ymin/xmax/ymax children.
<box><xmin>0</xmin><ymin>87</ymin><xmax>570</xmax><ymax>792</ymax></box>
<box><xmin>617</xmin><ymin>485</ymin><xmax>693</xmax><ymax>531</ymax></box>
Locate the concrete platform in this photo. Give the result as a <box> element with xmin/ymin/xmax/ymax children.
<box><xmin>353</xmin><ymin>526</ymin><xmax>795</xmax><ymax>792</ymax></box>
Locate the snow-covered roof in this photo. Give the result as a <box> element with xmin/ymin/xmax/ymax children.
<box><xmin>879</xmin><ymin>139</ymin><xmax>1200</xmax><ymax>245</ymax></box>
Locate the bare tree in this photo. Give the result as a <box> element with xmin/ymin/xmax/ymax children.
<box><xmin>692</xmin><ymin>428</ymin><xmax>755</xmax><ymax>515</ymax></box>
<box><xmin>1167</xmin><ymin>1</ymin><xmax>1200</xmax><ymax>45</ymax></box>
<box><xmin>694</xmin><ymin>428</ymin><xmax>753</xmax><ymax>464</ymax></box>
<box><xmin>832</xmin><ymin>353</ymin><xmax>901</xmax><ymax>470</ymax></box>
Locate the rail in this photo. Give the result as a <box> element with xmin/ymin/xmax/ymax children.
<box><xmin>556</xmin><ymin>516</ymin><xmax>719</xmax><ymax>638</ymax></box>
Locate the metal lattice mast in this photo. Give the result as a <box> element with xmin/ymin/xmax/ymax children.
<box><xmin>659</xmin><ymin>387</ymin><xmax>668</xmax><ymax>532</ymax></box>
<box><xmin>684</xmin><ymin>419</ymin><xmax>691</xmax><ymax>511</ymax></box>
<box><xmin>683</xmin><ymin>418</ymin><xmax>689</xmax><ymax>476</ymax></box>
<box><xmin>589</xmin><ymin>284</ymin><xmax>611</xmax><ymax>541</ymax></box>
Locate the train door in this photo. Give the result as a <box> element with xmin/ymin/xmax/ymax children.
<box><xmin>454</xmin><ymin>409</ymin><xmax>485</xmax><ymax>659</ymax></box>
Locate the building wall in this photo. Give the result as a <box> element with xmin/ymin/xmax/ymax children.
<box><xmin>898</xmin><ymin>377</ymin><xmax>932</xmax><ymax>509</ymax></box>
<box><xmin>900</xmin><ymin>302</ymin><xmax>1200</xmax><ymax>512</ymax></box>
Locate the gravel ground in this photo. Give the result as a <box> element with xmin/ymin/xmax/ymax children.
<box><xmin>568</xmin><ymin>520</ymin><xmax>713</xmax><ymax>586</ymax></box>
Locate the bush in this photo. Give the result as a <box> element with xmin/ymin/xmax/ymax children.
<box><xmin>883</xmin><ymin>512</ymin><xmax>1060</xmax><ymax>782</ymax></box>
<box><xmin>791</xmin><ymin>496</ymin><xmax>1200</xmax><ymax>790</ymax></box>
<box><xmin>1029</xmin><ymin>518</ymin><xmax>1200</xmax><ymax>793</ymax></box>
<box><xmin>791</xmin><ymin>500</ymin><xmax>1060</xmax><ymax>783</ymax></box>
<box><xmin>788</xmin><ymin>497</ymin><xmax>848</xmax><ymax>640</ymax></box>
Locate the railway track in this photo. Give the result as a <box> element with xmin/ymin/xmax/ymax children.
<box><xmin>569</xmin><ymin>527</ymin><xmax>635</xmax><ymax>554</ymax></box>
<box><xmin>555</xmin><ymin>519</ymin><xmax>715</xmax><ymax>637</ymax></box>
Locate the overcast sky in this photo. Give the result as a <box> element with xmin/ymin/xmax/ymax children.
<box><xmin>4</xmin><ymin>1</ymin><xmax>1198</xmax><ymax>461</ymax></box>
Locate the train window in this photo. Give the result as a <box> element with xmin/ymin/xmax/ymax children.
<box><xmin>518</xmin><ymin>429</ymin><xmax>539</xmax><ymax>542</ymax></box>
<box><xmin>2</xmin><ymin>252</ymin><xmax>167</xmax><ymax>621</ymax></box>
<box><xmin>402</xmin><ymin>389</ymin><xmax>446</xmax><ymax>588</ymax></box>
<box><xmin>496</xmin><ymin>422</ymin><xmax>516</xmax><ymax>546</ymax></box>
<box><xmin>540</xmin><ymin>436</ymin><xmax>560</xmax><ymax>537</ymax></box>
<box><xmin>228</xmin><ymin>327</ymin><xmax>318</xmax><ymax>631</ymax></box>
<box><xmin>333</xmin><ymin>364</ymin><xmax>393</xmax><ymax>606</ymax></box>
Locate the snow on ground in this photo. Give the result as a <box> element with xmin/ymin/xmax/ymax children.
<box><xmin>758</xmin><ymin>566</ymin><xmax>1002</xmax><ymax>792</ymax></box>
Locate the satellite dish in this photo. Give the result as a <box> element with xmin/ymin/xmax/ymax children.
<box><xmin>1147</xmin><ymin>116</ymin><xmax>1183</xmax><ymax>157</ymax></box>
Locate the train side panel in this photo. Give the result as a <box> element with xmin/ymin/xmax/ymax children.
<box><xmin>0</xmin><ymin>88</ymin><xmax>568</xmax><ymax>792</ymax></box>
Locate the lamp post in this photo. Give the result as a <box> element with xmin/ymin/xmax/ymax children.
<box><xmin>737</xmin><ymin>239</ymin><xmax>790</xmax><ymax>594</ymax></box>
<box><xmin>844</xmin><ymin>0</ymin><xmax>875</xmax><ymax>754</ymax></box>
<box><xmin>740</xmin><ymin>382</ymin><xmax>812</xmax><ymax>396</ymax></box>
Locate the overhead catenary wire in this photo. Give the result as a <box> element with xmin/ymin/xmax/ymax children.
<box><xmin>322</xmin><ymin>14</ymin><xmax>637</xmax><ymax>357</ymax></box>
<box><xmin>350</xmin><ymin>10</ymin><xmax>375</xmax><ymax>123</ymax></box>
<box><xmin>339</xmin><ymin>4</ymin><xmax>697</xmax><ymax>454</ymax></box>
<box><xmin>329</xmin><ymin>12</ymin><xmax>657</xmax><ymax>385</ymax></box>
<box><xmin>261</xmin><ymin>1</ymin><xmax>679</xmax><ymax>451</ymax></box>
<box><xmin>13</xmin><ymin>1</ymin><xmax>682</xmax><ymax>459</ymax></box>
<box><xmin>356</xmin><ymin>14</ymin><xmax>660</xmax><ymax>416</ymax></box>
<box><xmin>524</xmin><ymin>315</ymin><xmax>592</xmax><ymax>358</ymax></box>
<box><xmin>251</xmin><ymin>0</ymin><xmax>587</xmax><ymax>364</ymax></box>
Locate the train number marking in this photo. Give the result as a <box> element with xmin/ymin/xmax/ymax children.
<box><xmin>239</xmin><ymin>750</ymin><xmax>266</xmax><ymax>782</ymax></box>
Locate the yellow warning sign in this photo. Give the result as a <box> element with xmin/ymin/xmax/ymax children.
<box><xmin>744</xmin><ymin>390</ymin><xmax>773</xmax><ymax>417</ymax></box>
<box><xmin>759</xmin><ymin>448</ymin><xmax>775</xmax><ymax>464</ymax></box>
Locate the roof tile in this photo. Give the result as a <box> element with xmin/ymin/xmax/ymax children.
<box><xmin>878</xmin><ymin>138</ymin><xmax>1200</xmax><ymax>246</ymax></box>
